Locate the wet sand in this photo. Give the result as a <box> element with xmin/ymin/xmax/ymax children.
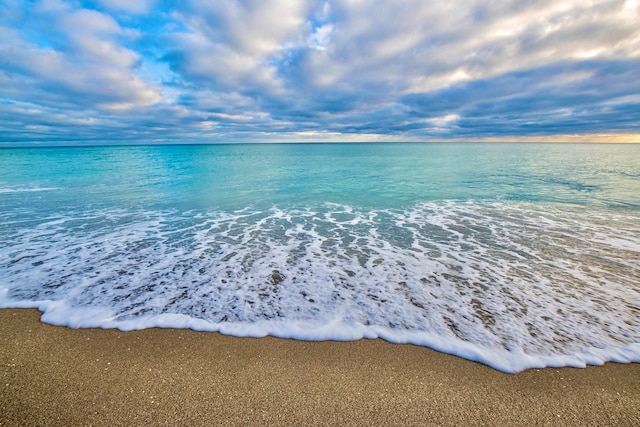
<box><xmin>1</xmin><ymin>308</ymin><xmax>638</xmax><ymax>426</ymax></box>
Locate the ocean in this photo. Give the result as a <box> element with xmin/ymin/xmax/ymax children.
<box><xmin>1</xmin><ymin>142</ymin><xmax>638</xmax><ymax>373</ymax></box>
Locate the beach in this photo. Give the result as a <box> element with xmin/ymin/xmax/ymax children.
<box><xmin>2</xmin><ymin>144</ymin><xmax>639</xmax><ymax>374</ymax></box>
<box><xmin>1</xmin><ymin>309</ymin><xmax>638</xmax><ymax>426</ymax></box>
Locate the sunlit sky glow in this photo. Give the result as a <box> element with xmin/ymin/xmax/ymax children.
<box><xmin>1</xmin><ymin>0</ymin><xmax>639</xmax><ymax>145</ymax></box>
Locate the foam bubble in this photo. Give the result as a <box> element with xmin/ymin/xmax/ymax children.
<box><xmin>1</xmin><ymin>201</ymin><xmax>638</xmax><ymax>373</ymax></box>
<box><xmin>0</xmin><ymin>186</ymin><xmax>60</xmax><ymax>194</ymax></box>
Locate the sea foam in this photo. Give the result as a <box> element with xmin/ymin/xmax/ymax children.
<box><xmin>1</xmin><ymin>201</ymin><xmax>639</xmax><ymax>373</ymax></box>
<box><xmin>0</xmin><ymin>186</ymin><xmax>60</xmax><ymax>194</ymax></box>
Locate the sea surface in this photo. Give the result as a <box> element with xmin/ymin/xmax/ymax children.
<box><xmin>1</xmin><ymin>142</ymin><xmax>639</xmax><ymax>373</ymax></box>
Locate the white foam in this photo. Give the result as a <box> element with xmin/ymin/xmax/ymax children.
<box><xmin>1</xmin><ymin>201</ymin><xmax>638</xmax><ymax>373</ymax></box>
<box><xmin>0</xmin><ymin>186</ymin><xmax>60</xmax><ymax>194</ymax></box>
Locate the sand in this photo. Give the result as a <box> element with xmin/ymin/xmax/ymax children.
<box><xmin>1</xmin><ymin>308</ymin><xmax>638</xmax><ymax>426</ymax></box>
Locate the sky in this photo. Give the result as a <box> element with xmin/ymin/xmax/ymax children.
<box><xmin>1</xmin><ymin>0</ymin><xmax>639</xmax><ymax>145</ymax></box>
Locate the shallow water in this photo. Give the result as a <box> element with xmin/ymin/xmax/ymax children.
<box><xmin>1</xmin><ymin>143</ymin><xmax>639</xmax><ymax>372</ymax></box>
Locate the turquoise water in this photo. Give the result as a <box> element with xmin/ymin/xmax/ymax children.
<box><xmin>3</xmin><ymin>143</ymin><xmax>638</xmax><ymax>211</ymax></box>
<box><xmin>1</xmin><ymin>143</ymin><xmax>639</xmax><ymax>372</ymax></box>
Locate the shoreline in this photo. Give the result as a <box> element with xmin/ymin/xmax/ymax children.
<box><xmin>2</xmin><ymin>308</ymin><xmax>639</xmax><ymax>426</ymax></box>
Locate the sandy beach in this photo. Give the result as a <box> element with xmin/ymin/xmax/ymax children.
<box><xmin>1</xmin><ymin>308</ymin><xmax>638</xmax><ymax>426</ymax></box>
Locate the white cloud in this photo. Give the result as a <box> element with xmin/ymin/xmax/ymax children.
<box><xmin>1</xmin><ymin>0</ymin><xmax>639</xmax><ymax>143</ymax></box>
<box><xmin>308</xmin><ymin>24</ymin><xmax>333</xmax><ymax>50</ymax></box>
<box><xmin>0</xmin><ymin>5</ymin><xmax>161</xmax><ymax>111</ymax></box>
<box><xmin>293</xmin><ymin>0</ymin><xmax>640</xmax><ymax>97</ymax></box>
<box><xmin>168</xmin><ymin>0</ymin><xmax>312</xmax><ymax>92</ymax></box>
<box><xmin>58</xmin><ymin>8</ymin><xmax>121</xmax><ymax>35</ymax></box>
<box><xmin>34</xmin><ymin>0</ymin><xmax>71</xmax><ymax>14</ymax></box>
<box><xmin>422</xmin><ymin>114</ymin><xmax>460</xmax><ymax>131</ymax></box>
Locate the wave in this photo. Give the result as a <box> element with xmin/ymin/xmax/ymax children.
<box><xmin>0</xmin><ymin>186</ymin><xmax>60</xmax><ymax>194</ymax></box>
<box><xmin>1</xmin><ymin>201</ymin><xmax>639</xmax><ymax>373</ymax></box>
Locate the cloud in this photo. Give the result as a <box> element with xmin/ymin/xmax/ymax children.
<box><xmin>400</xmin><ymin>59</ymin><xmax>640</xmax><ymax>137</ymax></box>
<box><xmin>0</xmin><ymin>2</ymin><xmax>161</xmax><ymax>114</ymax></box>
<box><xmin>166</xmin><ymin>0</ymin><xmax>312</xmax><ymax>93</ymax></box>
<box><xmin>0</xmin><ymin>0</ymin><xmax>639</xmax><ymax>145</ymax></box>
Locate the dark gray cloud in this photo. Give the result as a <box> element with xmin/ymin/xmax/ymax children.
<box><xmin>1</xmin><ymin>0</ymin><xmax>639</xmax><ymax>145</ymax></box>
